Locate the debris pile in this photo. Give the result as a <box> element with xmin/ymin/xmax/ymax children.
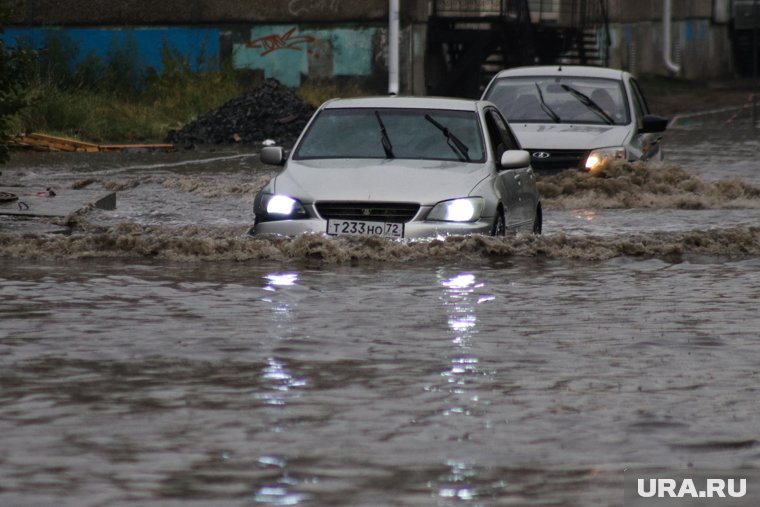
<box><xmin>166</xmin><ymin>78</ymin><xmax>316</xmax><ymax>148</ymax></box>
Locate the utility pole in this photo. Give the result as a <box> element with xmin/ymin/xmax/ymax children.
<box><xmin>388</xmin><ymin>0</ymin><xmax>400</xmax><ymax>95</ymax></box>
<box><xmin>754</xmin><ymin>0</ymin><xmax>758</xmax><ymax>127</ymax></box>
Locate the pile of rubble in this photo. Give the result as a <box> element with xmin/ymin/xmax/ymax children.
<box><xmin>166</xmin><ymin>78</ymin><xmax>316</xmax><ymax>148</ymax></box>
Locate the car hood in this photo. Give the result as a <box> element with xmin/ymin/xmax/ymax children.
<box><xmin>272</xmin><ymin>158</ymin><xmax>491</xmax><ymax>205</ymax></box>
<box><xmin>510</xmin><ymin>123</ymin><xmax>631</xmax><ymax>150</ymax></box>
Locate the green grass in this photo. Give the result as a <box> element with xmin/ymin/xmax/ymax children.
<box><xmin>13</xmin><ymin>67</ymin><xmax>243</xmax><ymax>143</ymax></box>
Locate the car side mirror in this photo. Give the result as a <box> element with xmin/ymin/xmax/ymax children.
<box><xmin>640</xmin><ymin>114</ymin><xmax>669</xmax><ymax>133</ymax></box>
<box><xmin>500</xmin><ymin>149</ymin><xmax>531</xmax><ymax>170</ymax></box>
<box><xmin>261</xmin><ymin>146</ymin><xmax>286</xmax><ymax>166</ymax></box>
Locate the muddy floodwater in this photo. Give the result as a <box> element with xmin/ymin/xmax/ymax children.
<box><xmin>1</xmin><ymin>123</ymin><xmax>760</xmax><ymax>506</ymax></box>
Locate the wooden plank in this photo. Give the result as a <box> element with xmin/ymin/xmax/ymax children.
<box><xmin>10</xmin><ymin>133</ymin><xmax>174</xmax><ymax>153</ymax></box>
<box><xmin>22</xmin><ymin>133</ymin><xmax>100</xmax><ymax>152</ymax></box>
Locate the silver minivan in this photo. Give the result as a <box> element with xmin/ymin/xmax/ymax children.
<box><xmin>481</xmin><ymin>65</ymin><xmax>668</xmax><ymax>173</ymax></box>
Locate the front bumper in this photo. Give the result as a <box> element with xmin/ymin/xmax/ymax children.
<box><xmin>250</xmin><ymin>218</ymin><xmax>494</xmax><ymax>240</ymax></box>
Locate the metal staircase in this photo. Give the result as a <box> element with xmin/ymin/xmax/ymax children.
<box><xmin>553</xmin><ymin>0</ymin><xmax>610</xmax><ymax>66</ymax></box>
<box><xmin>425</xmin><ymin>0</ymin><xmax>610</xmax><ymax>98</ymax></box>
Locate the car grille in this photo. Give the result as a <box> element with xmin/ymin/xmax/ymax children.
<box><xmin>528</xmin><ymin>149</ymin><xmax>589</xmax><ymax>172</ymax></box>
<box><xmin>315</xmin><ymin>202</ymin><xmax>420</xmax><ymax>222</ymax></box>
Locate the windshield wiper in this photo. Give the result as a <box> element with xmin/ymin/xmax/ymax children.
<box><xmin>374</xmin><ymin>110</ymin><xmax>395</xmax><ymax>158</ymax></box>
<box><xmin>424</xmin><ymin>114</ymin><xmax>470</xmax><ymax>162</ymax></box>
<box><xmin>535</xmin><ymin>83</ymin><xmax>561</xmax><ymax>123</ymax></box>
<box><xmin>561</xmin><ymin>84</ymin><xmax>614</xmax><ymax>125</ymax></box>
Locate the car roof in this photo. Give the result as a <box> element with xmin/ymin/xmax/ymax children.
<box><xmin>321</xmin><ymin>96</ymin><xmax>488</xmax><ymax>112</ymax></box>
<box><xmin>491</xmin><ymin>65</ymin><xmax>629</xmax><ymax>81</ymax></box>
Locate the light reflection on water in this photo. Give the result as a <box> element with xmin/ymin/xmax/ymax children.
<box><xmin>266</xmin><ymin>273</ymin><xmax>299</xmax><ymax>287</ymax></box>
<box><xmin>257</xmin><ymin>357</ymin><xmax>307</xmax><ymax>406</ymax></box>
<box><xmin>437</xmin><ymin>460</ymin><xmax>478</xmax><ymax>501</ymax></box>
<box><xmin>253</xmin><ymin>454</ymin><xmax>310</xmax><ymax>506</ymax></box>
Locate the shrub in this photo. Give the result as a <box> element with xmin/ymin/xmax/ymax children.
<box><xmin>0</xmin><ymin>2</ymin><xmax>35</xmax><ymax>163</ymax></box>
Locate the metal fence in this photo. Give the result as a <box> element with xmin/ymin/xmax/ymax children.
<box><xmin>433</xmin><ymin>0</ymin><xmax>607</xmax><ymax>28</ymax></box>
<box><xmin>432</xmin><ymin>0</ymin><xmax>504</xmax><ymax>15</ymax></box>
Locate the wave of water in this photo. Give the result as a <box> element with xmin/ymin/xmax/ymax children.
<box><xmin>2</xmin><ymin>224</ymin><xmax>759</xmax><ymax>263</ymax></box>
<box><xmin>538</xmin><ymin>161</ymin><xmax>760</xmax><ymax>209</ymax></box>
<box><xmin>3</xmin><ymin>160</ymin><xmax>760</xmax><ymax>263</ymax></box>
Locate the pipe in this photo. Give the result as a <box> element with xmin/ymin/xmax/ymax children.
<box><xmin>388</xmin><ymin>0</ymin><xmax>400</xmax><ymax>95</ymax></box>
<box><xmin>663</xmin><ymin>0</ymin><xmax>681</xmax><ymax>74</ymax></box>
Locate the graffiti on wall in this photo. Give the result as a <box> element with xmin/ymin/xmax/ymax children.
<box><xmin>245</xmin><ymin>27</ymin><xmax>316</xmax><ymax>56</ymax></box>
<box><xmin>0</xmin><ymin>25</ymin><xmax>382</xmax><ymax>91</ymax></box>
<box><xmin>234</xmin><ymin>25</ymin><xmax>378</xmax><ymax>87</ymax></box>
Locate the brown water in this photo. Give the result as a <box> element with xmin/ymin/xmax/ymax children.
<box><xmin>1</xmin><ymin>125</ymin><xmax>760</xmax><ymax>506</ymax></box>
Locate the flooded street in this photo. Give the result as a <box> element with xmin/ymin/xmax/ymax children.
<box><xmin>2</xmin><ymin>123</ymin><xmax>760</xmax><ymax>506</ymax></box>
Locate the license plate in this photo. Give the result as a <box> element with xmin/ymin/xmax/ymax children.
<box><xmin>326</xmin><ymin>219</ymin><xmax>404</xmax><ymax>238</ymax></box>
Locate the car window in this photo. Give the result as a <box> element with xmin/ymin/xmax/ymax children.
<box><xmin>293</xmin><ymin>108</ymin><xmax>486</xmax><ymax>162</ymax></box>
<box><xmin>628</xmin><ymin>78</ymin><xmax>651</xmax><ymax>120</ymax></box>
<box><xmin>484</xmin><ymin>76</ymin><xmax>631</xmax><ymax>125</ymax></box>
<box><xmin>488</xmin><ymin>109</ymin><xmax>520</xmax><ymax>149</ymax></box>
<box><xmin>485</xmin><ymin>109</ymin><xmax>518</xmax><ymax>159</ymax></box>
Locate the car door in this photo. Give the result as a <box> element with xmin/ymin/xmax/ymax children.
<box><xmin>483</xmin><ymin>109</ymin><xmax>520</xmax><ymax>229</ymax></box>
<box><xmin>627</xmin><ymin>78</ymin><xmax>665</xmax><ymax>161</ymax></box>
<box><xmin>486</xmin><ymin>108</ymin><xmax>535</xmax><ymax>227</ymax></box>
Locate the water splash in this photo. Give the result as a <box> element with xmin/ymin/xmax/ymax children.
<box><xmin>2</xmin><ymin>225</ymin><xmax>759</xmax><ymax>263</ymax></box>
<box><xmin>539</xmin><ymin>161</ymin><xmax>760</xmax><ymax>210</ymax></box>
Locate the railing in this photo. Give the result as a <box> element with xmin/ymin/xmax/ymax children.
<box><xmin>432</xmin><ymin>0</ymin><xmax>608</xmax><ymax>31</ymax></box>
<box><xmin>527</xmin><ymin>0</ymin><xmax>602</xmax><ymax>28</ymax></box>
<box><xmin>432</xmin><ymin>0</ymin><xmax>503</xmax><ymax>16</ymax></box>
<box><xmin>432</xmin><ymin>0</ymin><xmax>529</xmax><ymax>19</ymax></box>
<box><xmin>529</xmin><ymin>0</ymin><xmax>560</xmax><ymax>23</ymax></box>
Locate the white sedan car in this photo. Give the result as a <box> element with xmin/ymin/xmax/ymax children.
<box><xmin>251</xmin><ymin>97</ymin><xmax>542</xmax><ymax>239</ymax></box>
<box><xmin>481</xmin><ymin>66</ymin><xmax>669</xmax><ymax>173</ymax></box>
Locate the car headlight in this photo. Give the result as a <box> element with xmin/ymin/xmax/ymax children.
<box><xmin>427</xmin><ymin>197</ymin><xmax>484</xmax><ymax>222</ymax></box>
<box><xmin>585</xmin><ymin>147</ymin><xmax>626</xmax><ymax>173</ymax></box>
<box><xmin>254</xmin><ymin>193</ymin><xmax>308</xmax><ymax>222</ymax></box>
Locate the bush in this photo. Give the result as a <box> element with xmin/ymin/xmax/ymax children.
<box><xmin>0</xmin><ymin>2</ymin><xmax>35</xmax><ymax>163</ymax></box>
<box><xmin>13</xmin><ymin>33</ymin><xmax>243</xmax><ymax>143</ymax></box>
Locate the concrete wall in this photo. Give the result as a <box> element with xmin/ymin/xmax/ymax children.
<box><xmin>607</xmin><ymin>19</ymin><xmax>734</xmax><ymax>80</ymax></box>
<box><xmin>6</xmin><ymin>0</ymin><xmax>430</xmax><ymax>94</ymax></box>
<box><xmin>606</xmin><ymin>0</ymin><xmax>714</xmax><ymax>23</ymax></box>
<box><xmin>3</xmin><ymin>0</ymin><xmax>741</xmax><ymax>91</ymax></box>
<box><xmin>229</xmin><ymin>24</ymin><xmax>386</xmax><ymax>88</ymax></box>
<box><xmin>1</xmin><ymin>23</ymin><xmax>406</xmax><ymax>92</ymax></box>
<box><xmin>604</xmin><ymin>0</ymin><xmax>734</xmax><ymax>79</ymax></box>
<box><xmin>2</xmin><ymin>26</ymin><xmax>220</xmax><ymax>72</ymax></box>
<box><xmin>14</xmin><ymin>0</ymin><xmax>391</xmax><ymax>24</ymax></box>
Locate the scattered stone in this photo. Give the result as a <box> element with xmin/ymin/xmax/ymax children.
<box><xmin>166</xmin><ymin>78</ymin><xmax>316</xmax><ymax>149</ymax></box>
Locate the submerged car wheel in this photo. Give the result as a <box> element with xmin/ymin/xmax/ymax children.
<box><xmin>533</xmin><ymin>204</ymin><xmax>543</xmax><ymax>235</ymax></box>
<box><xmin>491</xmin><ymin>209</ymin><xmax>506</xmax><ymax>236</ymax></box>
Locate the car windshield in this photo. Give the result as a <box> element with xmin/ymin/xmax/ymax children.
<box><xmin>293</xmin><ymin>107</ymin><xmax>486</xmax><ymax>162</ymax></box>
<box><xmin>484</xmin><ymin>76</ymin><xmax>630</xmax><ymax>125</ymax></box>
